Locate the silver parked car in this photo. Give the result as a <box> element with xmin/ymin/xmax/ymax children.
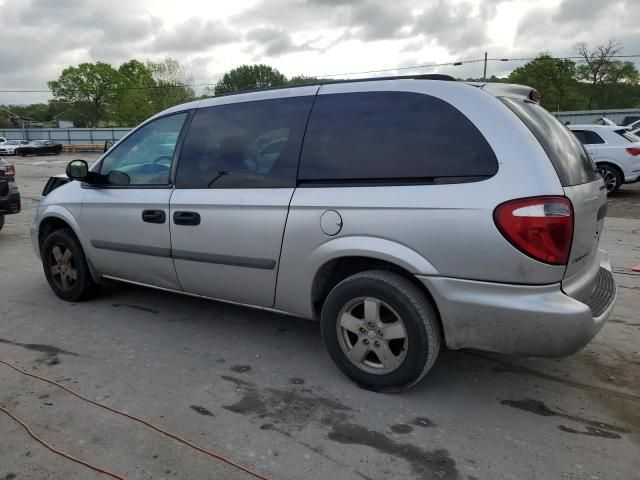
<box><xmin>32</xmin><ymin>75</ymin><xmax>616</xmax><ymax>391</ymax></box>
<box><xmin>568</xmin><ymin>124</ymin><xmax>640</xmax><ymax>194</ymax></box>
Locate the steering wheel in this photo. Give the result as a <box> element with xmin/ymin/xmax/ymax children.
<box><xmin>152</xmin><ymin>155</ymin><xmax>173</xmax><ymax>166</ymax></box>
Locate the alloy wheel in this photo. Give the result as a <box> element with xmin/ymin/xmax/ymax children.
<box><xmin>336</xmin><ymin>297</ymin><xmax>408</xmax><ymax>374</ymax></box>
<box><xmin>598</xmin><ymin>166</ymin><xmax>618</xmax><ymax>193</ymax></box>
<box><xmin>48</xmin><ymin>245</ymin><xmax>77</xmax><ymax>291</ymax></box>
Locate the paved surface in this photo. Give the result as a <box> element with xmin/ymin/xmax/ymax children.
<box><xmin>0</xmin><ymin>154</ymin><xmax>639</xmax><ymax>480</ymax></box>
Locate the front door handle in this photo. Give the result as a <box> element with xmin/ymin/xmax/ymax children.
<box><xmin>173</xmin><ymin>211</ymin><xmax>201</xmax><ymax>226</ymax></box>
<box><xmin>142</xmin><ymin>209</ymin><xmax>166</xmax><ymax>224</ymax></box>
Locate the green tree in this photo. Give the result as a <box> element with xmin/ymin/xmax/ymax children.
<box><xmin>116</xmin><ymin>60</ymin><xmax>156</xmax><ymax>126</ymax></box>
<box><xmin>214</xmin><ymin>64</ymin><xmax>287</xmax><ymax>95</ymax></box>
<box><xmin>508</xmin><ymin>54</ymin><xmax>580</xmax><ymax>110</ymax></box>
<box><xmin>288</xmin><ymin>75</ymin><xmax>321</xmax><ymax>85</ymax></box>
<box><xmin>48</xmin><ymin>62</ymin><xmax>123</xmax><ymax>126</ymax></box>
<box><xmin>574</xmin><ymin>40</ymin><xmax>639</xmax><ymax>109</ymax></box>
<box><xmin>146</xmin><ymin>58</ymin><xmax>196</xmax><ymax>112</ymax></box>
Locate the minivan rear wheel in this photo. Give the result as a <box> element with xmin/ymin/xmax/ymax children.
<box><xmin>321</xmin><ymin>270</ymin><xmax>441</xmax><ymax>392</ymax></box>
<box><xmin>42</xmin><ymin>228</ymin><xmax>100</xmax><ymax>301</ymax></box>
<box><xmin>597</xmin><ymin>163</ymin><xmax>622</xmax><ymax>194</ymax></box>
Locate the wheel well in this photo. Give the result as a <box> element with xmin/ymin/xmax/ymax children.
<box><xmin>38</xmin><ymin>217</ymin><xmax>73</xmax><ymax>251</ymax></box>
<box><xmin>596</xmin><ymin>161</ymin><xmax>624</xmax><ymax>178</ymax></box>
<box><xmin>311</xmin><ymin>256</ymin><xmax>440</xmax><ymax>321</ymax></box>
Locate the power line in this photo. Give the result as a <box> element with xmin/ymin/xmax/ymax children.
<box><xmin>315</xmin><ymin>54</ymin><xmax>640</xmax><ymax>78</ymax></box>
<box><xmin>1</xmin><ymin>53</ymin><xmax>640</xmax><ymax>94</ymax></box>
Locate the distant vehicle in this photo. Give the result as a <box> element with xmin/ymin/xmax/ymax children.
<box><xmin>625</xmin><ymin>119</ymin><xmax>640</xmax><ymax>136</ymax></box>
<box><xmin>569</xmin><ymin>124</ymin><xmax>640</xmax><ymax>194</ymax></box>
<box><xmin>0</xmin><ymin>158</ymin><xmax>21</xmax><ymax>232</ymax></box>
<box><xmin>0</xmin><ymin>140</ymin><xmax>29</xmax><ymax>155</ymax></box>
<box><xmin>15</xmin><ymin>140</ymin><xmax>63</xmax><ymax>156</ymax></box>
<box><xmin>622</xmin><ymin>116</ymin><xmax>640</xmax><ymax>127</ymax></box>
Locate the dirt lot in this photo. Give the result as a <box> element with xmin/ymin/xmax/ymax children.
<box><xmin>1</xmin><ymin>153</ymin><xmax>639</xmax><ymax>480</ymax></box>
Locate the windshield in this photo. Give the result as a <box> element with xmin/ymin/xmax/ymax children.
<box><xmin>500</xmin><ymin>97</ymin><xmax>599</xmax><ymax>186</ymax></box>
<box><xmin>29</xmin><ymin>140</ymin><xmax>45</xmax><ymax>145</ymax></box>
<box><xmin>6</xmin><ymin>140</ymin><xmax>22</xmax><ymax>145</ymax></box>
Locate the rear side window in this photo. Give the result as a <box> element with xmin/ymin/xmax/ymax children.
<box><xmin>500</xmin><ymin>97</ymin><xmax>599</xmax><ymax>186</ymax></box>
<box><xmin>176</xmin><ymin>96</ymin><xmax>314</xmax><ymax>188</ymax></box>
<box><xmin>572</xmin><ymin>130</ymin><xmax>605</xmax><ymax>145</ymax></box>
<box><xmin>298</xmin><ymin>92</ymin><xmax>497</xmax><ymax>183</ymax></box>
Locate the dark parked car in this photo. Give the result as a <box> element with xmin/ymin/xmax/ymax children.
<box><xmin>0</xmin><ymin>159</ymin><xmax>21</xmax><ymax>231</ymax></box>
<box><xmin>15</xmin><ymin>140</ymin><xmax>63</xmax><ymax>156</ymax></box>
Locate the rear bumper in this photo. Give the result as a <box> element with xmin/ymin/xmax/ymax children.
<box><xmin>417</xmin><ymin>250</ymin><xmax>616</xmax><ymax>357</ymax></box>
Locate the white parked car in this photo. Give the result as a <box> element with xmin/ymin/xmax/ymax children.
<box><xmin>0</xmin><ymin>140</ymin><xmax>29</xmax><ymax>155</ymax></box>
<box><xmin>568</xmin><ymin>125</ymin><xmax>640</xmax><ymax>194</ymax></box>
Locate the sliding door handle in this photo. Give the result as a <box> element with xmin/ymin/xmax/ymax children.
<box><xmin>173</xmin><ymin>211</ymin><xmax>201</xmax><ymax>226</ymax></box>
<box><xmin>142</xmin><ymin>209</ymin><xmax>166</xmax><ymax>224</ymax></box>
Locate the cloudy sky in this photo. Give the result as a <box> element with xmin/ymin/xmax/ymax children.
<box><xmin>1</xmin><ymin>0</ymin><xmax>639</xmax><ymax>105</ymax></box>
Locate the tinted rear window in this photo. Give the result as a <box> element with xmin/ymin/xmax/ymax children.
<box><xmin>176</xmin><ymin>96</ymin><xmax>314</xmax><ymax>188</ymax></box>
<box><xmin>298</xmin><ymin>92</ymin><xmax>498</xmax><ymax>183</ymax></box>
<box><xmin>571</xmin><ymin>130</ymin><xmax>605</xmax><ymax>145</ymax></box>
<box><xmin>500</xmin><ymin>97</ymin><xmax>598</xmax><ymax>186</ymax></box>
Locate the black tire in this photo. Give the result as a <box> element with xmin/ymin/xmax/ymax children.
<box><xmin>321</xmin><ymin>270</ymin><xmax>441</xmax><ymax>392</ymax></box>
<box><xmin>597</xmin><ymin>163</ymin><xmax>623</xmax><ymax>195</ymax></box>
<box><xmin>42</xmin><ymin>228</ymin><xmax>100</xmax><ymax>301</ymax></box>
<box><xmin>0</xmin><ymin>215</ymin><xmax>4</xmax><ymax>232</ymax></box>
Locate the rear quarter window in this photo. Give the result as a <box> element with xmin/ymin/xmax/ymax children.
<box><xmin>298</xmin><ymin>91</ymin><xmax>498</xmax><ymax>184</ymax></box>
<box><xmin>571</xmin><ymin>130</ymin><xmax>605</xmax><ymax>145</ymax></box>
<box><xmin>500</xmin><ymin>97</ymin><xmax>599</xmax><ymax>186</ymax></box>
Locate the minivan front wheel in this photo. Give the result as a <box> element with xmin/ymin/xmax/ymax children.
<box><xmin>321</xmin><ymin>270</ymin><xmax>441</xmax><ymax>392</ymax></box>
<box><xmin>42</xmin><ymin>228</ymin><xmax>99</xmax><ymax>301</ymax></box>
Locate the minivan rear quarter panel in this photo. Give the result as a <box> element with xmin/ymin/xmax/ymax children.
<box><xmin>275</xmin><ymin>80</ymin><xmax>567</xmax><ymax>318</ymax></box>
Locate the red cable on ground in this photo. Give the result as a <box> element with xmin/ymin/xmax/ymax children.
<box><xmin>0</xmin><ymin>359</ymin><xmax>271</xmax><ymax>480</ymax></box>
<box><xmin>0</xmin><ymin>405</ymin><xmax>127</xmax><ymax>480</ymax></box>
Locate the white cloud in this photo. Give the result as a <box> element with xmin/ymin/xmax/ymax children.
<box><xmin>0</xmin><ymin>0</ymin><xmax>638</xmax><ymax>105</ymax></box>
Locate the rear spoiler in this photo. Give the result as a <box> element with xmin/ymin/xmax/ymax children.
<box><xmin>468</xmin><ymin>82</ymin><xmax>540</xmax><ymax>103</ymax></box>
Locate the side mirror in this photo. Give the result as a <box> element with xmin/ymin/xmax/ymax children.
<box><xmin>65</xmin><ymin>159</ymin><xmax>88</xmax><ymax>181</ymax></box>
<box><xmin>107</xmin><ymin>170</ymin><xmax>131</xmax><ymax>186</ymax></box>
<box><xmin>103</xmin><ymin>140</ymin><xmax>114</xmax><ymax>153</ymax></box>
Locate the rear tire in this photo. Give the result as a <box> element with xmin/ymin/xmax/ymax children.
<box><xmin>597</xmin><ymin>163</ymin><xmax>622</xmax><ymax>194</ymax></box>
<box><xmin>42</xmin><ymin>228</ymin><xmax>100</xmax><ymax>301</ymax></box>
<box><xmin>320</xmin><ymin>270</ymin><xmax>441</xmax><ymax>392</ymax></box>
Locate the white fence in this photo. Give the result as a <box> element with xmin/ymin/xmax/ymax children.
<box><xmin>553</xmin><ymin>109</ymin><xmax>640</xmax><ymax>126</ymax></box>
<box><xmin>0</xmin><ymin>128</ymin><xmax>131</xmax><ymax>145</ymax></box>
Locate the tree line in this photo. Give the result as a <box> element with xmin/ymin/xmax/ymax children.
<box><xmin>1</xmin><ymin>40</ymin><xmax>638</xmax><ymax>129</ymax></box>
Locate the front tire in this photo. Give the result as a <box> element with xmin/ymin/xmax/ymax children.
<box><xmin>598</xmin><ymin>163</ymin><xmax>622</xmax><ymax>194</ymax></box>
<box><xmin>321</xmin><ymin>270</ymin><xmax>441</xmax><ymax>392</ymax></box>
<box><xmin>0</xmin><ymin>215</ymin><xmax>4</xmax><ymax>231</ymax></box>
<box><xmin>42</xmin><ymin>228</ymin><xmax>100</xmax><ymax>301</ymax></box>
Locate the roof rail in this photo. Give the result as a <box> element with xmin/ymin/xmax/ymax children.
<box><xmin>210</xmin><ymin>73</ymin><xmax>458</xmax><ymax>98</ymax></box>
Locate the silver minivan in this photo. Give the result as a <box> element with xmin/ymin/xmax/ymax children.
<box><xmin>32</xmin><ymin>75</ymin><xmax>616</xmax><ymax>391</ymax></box>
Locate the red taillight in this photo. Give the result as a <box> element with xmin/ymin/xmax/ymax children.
<box><xmin>625</xmin><ymin>147</ymin><xmax>640</xmax><ymax>156</ymax></box>
<box><xmin>3</xmin><ymin>164</ymin><xmax>15</xmax><ymax>177</ymax></box>
<box><xmin>494</xmin><ymin>196</ymin><xmax>574</xmax><ymax>265</ymax></box>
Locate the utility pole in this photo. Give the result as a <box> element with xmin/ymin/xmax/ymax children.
<box><xmin>483</xmin><ymin>52</ymin><xmax>488</xmax><ymax>81</ymax></box>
